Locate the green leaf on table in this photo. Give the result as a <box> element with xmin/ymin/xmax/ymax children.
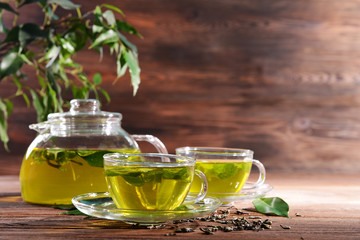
<box><xmin>62</xmin><ymin>209</ymin><xmax>85</xmax><ymax>215</ymax></box>
<box><xmin>52</xmin><ymin>204</ymin><xmax>87</xmax><ymax>216</ymax></box>
<box><xmin>52</xmin><ymin>204</ymin><xmax>76</xmax><ymax>210</ymax></box>
<box><xmin>252</xmin><ymin>197</ymin><xmax>290</xmax><ymax>218</ymax></box>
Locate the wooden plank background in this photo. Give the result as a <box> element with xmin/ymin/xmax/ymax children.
<box><xmin>2</xmin><ymin>0</ymin><xmax>360</xmax><ymax>174</ymax></box>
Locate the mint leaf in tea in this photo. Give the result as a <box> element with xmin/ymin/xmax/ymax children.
<box><xmin>191</xmin><ymin>160</ymin><xmax>252</xmax><ymax>194</ymax></box>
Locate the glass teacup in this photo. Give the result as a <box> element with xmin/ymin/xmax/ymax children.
<box><xmin>176</xmin><ymin>147</ymin><xmax>266</xmax><ymax>201</ymax></box>
<box><xmin>103</xmin><ymin>153</ymin><xmax>208</xmax><ymax>210</ymax></box>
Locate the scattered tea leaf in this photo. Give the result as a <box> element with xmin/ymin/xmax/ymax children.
<box><xmin>252</xmin><ymin>197</ymin><xmax>289</xmax><ymax>218</ymax></box>
<box><xmin>280</xmin><ymin>224</ymin><xmax>291</xmax><ymax>229</ymax></box>
<box><xmin>164</xmin><ymin>233</ymin><xmax>177</xmax><ymax>236</ymax></box>
<box><xmin>175</xmin><ymin>227</ymin><xmax>196</xmax><ymax>233</ymax></box>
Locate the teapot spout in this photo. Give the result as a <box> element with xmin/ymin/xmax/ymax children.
<box><xmin>29</xmin><ymin>121</ymin><xmax>50</xmax><ymax>133</ymax></box>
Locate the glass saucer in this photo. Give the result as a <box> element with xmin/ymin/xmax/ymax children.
<box><xmin>204</xmin><ymin>183</ymin><xmax>273</xmax><ymax>204</ymax></box>
<box><xmin>72</xmin><ymin>192</ymin><xmax>222</xmax><ymax>225</ymax></box>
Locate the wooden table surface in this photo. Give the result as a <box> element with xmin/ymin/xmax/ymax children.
<box><xmin>1</xmin><ymin>172</ymin><xmax>359</xmax><ymax>240</ymax></box>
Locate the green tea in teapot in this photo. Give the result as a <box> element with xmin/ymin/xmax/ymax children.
<box><xmin>20</xmin><ymin>148</ymin><xmax>140</xmax><ymax>205</ymax></box>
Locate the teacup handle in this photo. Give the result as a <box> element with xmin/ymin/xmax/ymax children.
<box><xmin>183</xmin><ymin>169</ymin><xmax>208</xmax><ymax>204</ymax></box>
<box><xmin>242</xmin><ymin>159</ymin><xmax>266</xmax><ymax>189</ymax></box>
<box><xmin>131</xmin><ymin>135</ymin><xmax>168</xmax><ymax>154</ymax></box>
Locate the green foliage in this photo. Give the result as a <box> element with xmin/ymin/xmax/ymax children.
<box><xmin>0</xmin><ymin>98</ymin><xmax>12</xmax><ymax>150</ymax></box>
<box><xmin>0</xmin><ymin>0</ymin><xmax>142</xmax><ymax>150</ymax></box>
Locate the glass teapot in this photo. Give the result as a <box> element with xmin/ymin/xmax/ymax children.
<box><xmin>19</xmin><ymin>99</ymin><xmax>168</xmax><ymax>205</ymax></box>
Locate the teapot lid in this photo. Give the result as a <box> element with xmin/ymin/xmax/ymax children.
<box><xmin>48</xmin><ymin>99</ymin><xmax>122</xmax><ymax>121</ymax></box>
<box><xmin>29</xmin><ymin>99</ymin><xmax>122</xmax><ymax>135</ymax></box>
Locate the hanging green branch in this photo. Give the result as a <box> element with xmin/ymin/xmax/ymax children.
<box><xmin>0</xmin><ymin>0</ymin><xmax>142</xmax><ymax>150</ymax></box>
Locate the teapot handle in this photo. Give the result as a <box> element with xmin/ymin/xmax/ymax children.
<box><xmin>131</xmin><ymin>135</ymin><xmax>168</xmax><ymax>154</ymax></box>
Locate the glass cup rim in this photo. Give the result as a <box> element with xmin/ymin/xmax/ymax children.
<box><xmin>103</xmin><ymin>152</ymin><xmax>195</xmax><ymax>167</ymax></box>
<box><xmin>176</xmin><ymin>146</ymin><xmax>254</xmax><ymax>157</ymax></box>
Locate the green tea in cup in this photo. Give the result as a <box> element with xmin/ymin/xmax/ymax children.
<box><xmin>176</xmin><ymin>147</ymin><xmax>266</xmax><ymax>198</ymax></box>
<box><xmin>190</xmin><ymin>160</ymin><xmax>253</xmax><ymax>194</ymax></box>
<box><xmin>103</xmin><ymin>153</ymin><xmax>208</xmax><ymax>210</ymax></box>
